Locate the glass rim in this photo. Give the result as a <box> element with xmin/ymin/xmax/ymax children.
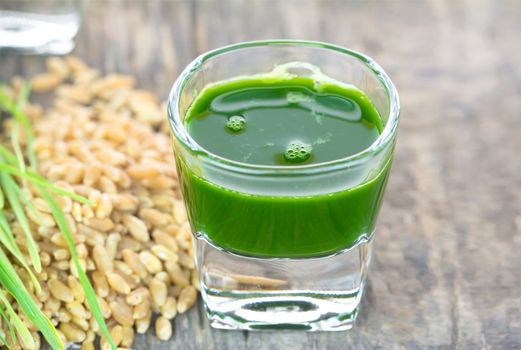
<box><xmin>167</xmin><ymin>39</ymin><xmax>400</xmax><ymax>175</ymax></box>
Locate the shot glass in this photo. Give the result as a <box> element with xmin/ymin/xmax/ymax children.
<box><xmin>0</xmin><ymin>0</ymin><xmax>81</xmax><ymax>54</ymax></box>
<box><xmin>168</xmin><ymin>40</ymin><xmax>400</xmax><ymax>331</ymax></box>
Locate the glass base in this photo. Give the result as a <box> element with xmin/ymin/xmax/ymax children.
<box><xmin>196</xmin><ymin>235</ymin><xmax>373</xmax><ymax>331</ymax></box>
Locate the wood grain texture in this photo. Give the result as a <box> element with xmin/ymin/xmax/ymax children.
<box><xmin>1</xmin><ymin>0</ymin><xmax>521</xmax><ymax>349</ymax></box>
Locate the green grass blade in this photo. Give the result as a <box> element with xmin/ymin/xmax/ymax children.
<box><xmin>0</xmin><ymin>172</ymin><xmax>41</xmax><ymax>273</ymax></box>
<box><xmin>0</xmin><ymin>162</ymin><xmax>93</xmax><ymax>205</ymax></box>
<box><xmin>27</xmin><ymin>144</ymin><xmax>37</xmax><ymax>171</ymax></box>
<box><xmin>20</xmin><ymin>266</ymin><xmax>42</xmax><ymax>296</ymax></box>
<box><xmin>0</xmin><ymin>220</ymin><xmax>42</xmax><ymax>294</ymax></box>
<box><xmin>0</xmin><ymin>146</ymin><xmax>19</xmax><ymax>165</ymax></box>
<box><xmin>0</xmin><ymin>248</ymin><xmax>63</xmax><ymax>350</ymax></box>
<box><xmin>4</xmin><ymin>128</ymin><xmax>44</xmax><ymax>227</ymax></box>
<box><xmin>11</xmin><ymin>124</ymin><xmax>26</xmax><ymax>174</ymax></box>
<box><xmin>41</xmin><ymin>189</ymin><xmax>117</xmax><ymax>350</ymax></box>
<box><xmin>0</xmin><ymin>194</ymin><xmax>42</xmax><ymax>295</ymax></box>
<box><xmin>0</xmin><ymin>164</ymin><xmax>44</xmax><ymax>293</ymax></box>
<box><xmin>0</xmin><ymin>292</ymin><xmax>34</xmax><ymax>350</ymax></box>
<box><xmin>0</xmin><ymin>87</ymin><xmax>16</xmax><ymax>111</ymax></box>
<box><xmin>0</xmin><ymin>190</ymin><xmax>42</xmax><ymax>294</ymax></box>
<box><xmin>0</xmin><ymin>303</ymin><xmax>16</xmax><ymax>347</ymax></box>
<box><xmin>15</xmin><ymin>82</ymin><xmax>30</xmax><ymax>109</ymax></box>
<box><xmin>4</xmin><ymin>137</ymin><xmax>43</xmax><ymax>227</ymax></box>
<box><xmin>13</xmin><ymin>184</ymin><xmax>43</xmax><ymax>226</ymax></box>
<box><xmin>0</xmin><ymin>87</ymin><xmax>30</xmax><ymax>131</ymax></box>
<box><xmin>0</xmin><ymin>187</ymin><xmax>4</xmax><ymax>209</ymax></box>
<box><xmin>0</xmin><ymin>217</ymin><xmax>24</xmax><ymax>262</ymax></box>
<box><xmin>0</xmin><ymin>333</ymin><xmax>9</xmax><ymax>349</ymax></box>
<box><xmin>2</xmin><ymin>82</ymin><xmax>37</xmax><ymax>171</ymax></box>
<box><xmin>14</xmin><ymin>83</ymin><xmax>37</xmax><ymax>171</ymax></box>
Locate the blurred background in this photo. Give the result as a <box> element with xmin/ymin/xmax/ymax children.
<box><xmin>1</xmin><ymin>0</ymin><xmax>520</xmax><ymax>349</ymax></box>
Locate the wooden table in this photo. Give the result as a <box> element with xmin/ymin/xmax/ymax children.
<box><xmin>2</xmin><ymin>0</ymin><xmax>520</xmax><ymax>349</ymax></box>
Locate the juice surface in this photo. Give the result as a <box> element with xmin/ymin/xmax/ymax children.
<box><xmin>179</xmin><ymin>76</ymin><xmax>390</xmax><ymax>258</ymax></box>
<box><xmin>185</xmin><ymin>77</ymin><xmax>383</xmax><ymax>166</ymax></box>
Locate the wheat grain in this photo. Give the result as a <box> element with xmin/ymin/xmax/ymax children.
<box><xmin>4</xmin><ymin>56</ymin><xmax>198</xmax><ymax>348</ymax></box>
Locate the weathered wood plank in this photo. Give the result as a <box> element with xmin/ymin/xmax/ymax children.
<box><xmin>1</xmin><ymin>0</ymin><xmax>520</xmax><ymax>349</ymax></box>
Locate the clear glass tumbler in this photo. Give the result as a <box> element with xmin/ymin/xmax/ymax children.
<box><xmin>168</xmin><ymin>40</ymin><xmax>400</xmax><ymax>331</ymax></box>
<box><xmin>0</xmin><ymin>0</ymin><xmax>81</xmax><ymax>54</ymax></box>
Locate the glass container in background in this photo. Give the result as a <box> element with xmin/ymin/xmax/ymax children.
<box><xmin>168</xmin><ymin>41</ymin><xmax>400</xmax><ymax>331</ymax></box>
<box><xmin>0</xmin><ymin>0</ymin><xmax>80</xmax><ymax>54</ymax></box>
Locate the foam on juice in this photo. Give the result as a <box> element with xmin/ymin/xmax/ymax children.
<box><xmin>284</xmin><ymin>141</ymin><xmax>312</xmax><ymax>163</ymax></box>
<box><xmin>226</xmin><ymin>115</ymin><xmax>246</xmax><ymax>132</ymax></box>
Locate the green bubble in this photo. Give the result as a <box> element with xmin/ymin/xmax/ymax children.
<box><xmin>226</xmin><ymin>115</ymin><xmax>246</xmax><ymax>132</ymax></box>
<box><xmin>284</xmin><ymin>141</ymin><xmax>312</xmax><ymax>163</ymax></box>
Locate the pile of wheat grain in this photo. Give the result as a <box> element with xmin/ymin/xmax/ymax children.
<box><xmin>3</xmin><ymin>57</ymin><xmax>198</xmax><ymax>350</ymax></box>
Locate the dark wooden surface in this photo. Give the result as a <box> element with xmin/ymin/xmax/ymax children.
<box><xmin>2</xmin><ymin>0</ymin><xmax>521</xmax><ymax>349</ymax></box>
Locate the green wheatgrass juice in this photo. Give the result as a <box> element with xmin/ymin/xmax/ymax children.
<box><xmin>177</xmin><ymin>72</ymin><xmax>391</xmax><ymax>258</ymax></box>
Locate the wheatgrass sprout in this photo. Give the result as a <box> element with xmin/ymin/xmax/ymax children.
<box><xmin>42</xmin><ymin>189</ymin><xmax>117</xmax><ymax>350</ymax></box>
<box><xmin>0</xmin><ymin>206</ymin><xmax>42</xmax><ymax>296</ymax></box>
<box><xmin>0</xmin><ymin>87</ymin><xmax>116</xmax><ymax>349</ymax></box>
<box><xmin>0</xmin><ymin>165</ymin><xmax>42</xmax><ymax>273</ymax></box>
<box><xmin>0</xmin><ymin>303</ymin><xmax>16</xmax><ymax>347</ymax></box>
<box><xmin>0</xmin><ymin>289</ymin><xmax>35</xmax><ymax>349</ymax></box>
<box><xmin>0</xmin><ymin>83</ymin><xmax>36</xmax><ymax>170</ymax></box>
<box><xmin>0</xmin><ymin>246</ymin><xmax>61</xmax><ymax>350</ymax></box>
<box><xmin>0</xmin><ymin>86</ymin><xmax>62</xmax><ymax>349</ymax></box>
